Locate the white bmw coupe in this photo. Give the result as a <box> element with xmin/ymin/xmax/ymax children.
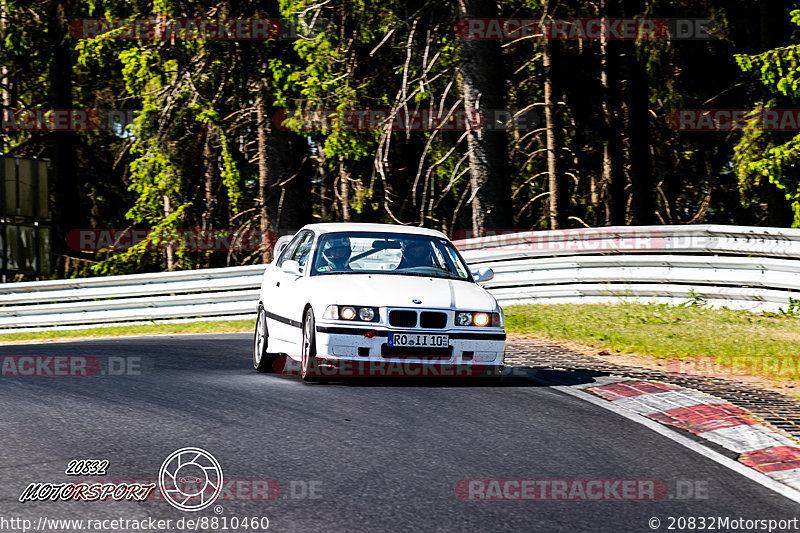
<box><xmin>253</xmin><ymin>223</ymin><xmax>505</xmax><ymax>380</ymax></box>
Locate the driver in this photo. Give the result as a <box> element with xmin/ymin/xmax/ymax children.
<box><xmin>399</xmin><ymin>239</ymin><xmax>434</xmax><ymax>269</ymax></box>
<box><xmin>321</xmin><ymin>236</ymin><xmax>352</xmax><ymax>271</ymax></box>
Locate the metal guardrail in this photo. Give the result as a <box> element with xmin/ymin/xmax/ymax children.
<box><xmin>0</xmin><ymin>265</ymin><xmax>266</xmax><ymax>332</ymax></box>
<box><xmin>1</xmin><ymin>224</ymin><xmax>799</xmax><ymax>333</ymax></box>
<box><xmin>457</xmin><ymin>224</ymin><xmax>800</xmax><ymax>312</ymax></box>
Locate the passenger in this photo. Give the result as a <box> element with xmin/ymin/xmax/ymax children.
<box><xmin>398</xmin><ymin>240</ymin><xmax>434</xmax><ymax>269</ymax></box>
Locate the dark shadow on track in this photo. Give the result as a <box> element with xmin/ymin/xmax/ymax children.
<box><xmin>287</xmin><ymin>366</ymin><xmax>611</xmax><ymax>388</ymax></box>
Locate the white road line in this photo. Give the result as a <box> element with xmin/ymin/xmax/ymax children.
<box><xmin>701</xmin><ymin>425</ymin><xmax>797</xmax><ymax>453</ymax></box>
<box><xmin>547</xmin><ymin>382</ymin><xmax>800</xmax><ymax>505</ymax></box>
<box><xmin>768</xmin><ymin>468</ymin><xmax>800</xmax><ymax>491</ymax></box>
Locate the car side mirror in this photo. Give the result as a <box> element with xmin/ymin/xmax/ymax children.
<box><xmin>271</xmin><ymin>235</ymin><xmax>293</xmax><ymax>264</ymax></box>
<box><xmin>281</xmin><ymin>260</ymin><xmax>302</xmax><ymax>276</ymax></box>
<box><xmin>472</xmin><ymin>267</ymin><xmax>494</xmax><ymax>283</ymax></box>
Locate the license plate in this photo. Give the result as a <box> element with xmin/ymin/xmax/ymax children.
<box><xmin>388</xmin><ymin>333</ymin><xmax>449</xmax><ymax>348</ymax></box>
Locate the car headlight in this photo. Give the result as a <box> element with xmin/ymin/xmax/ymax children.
<box><xmin>456</xmin><ymin>312</ymin><xmax>472</xmax><ymax>326</ymax></box>
<box><xmin>324</xmin><ymin>305</ymin><xmax>379</xmax><ymax>322</ymax></box>
<box><xmin>473</xmin><ymin>312</ymin><xmax>490</xmax><ymax>327</ymax></box>
<box><xmin>456</xmin><ymin>311</ymin><xmax>501</xmax><ymax>327</ymax></box>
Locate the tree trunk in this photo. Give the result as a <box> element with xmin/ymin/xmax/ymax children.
<box><xmin>314</xmin><ymin>144</ymin><xmax>331</xmax><ymax>222</ymax></box>
<box><xmin>457</xmin><ymin>0</ymin><xmax>512</xmax><ymax>231</ymax></box>
<box><xmin>0</xmin><ymin>0</ymin><xmax>6</xmax><ymax>106</ymax></box>
<box><xmin>627</xmin><ymin>53</ymin><xmax>653</xmax><ymax>225</ymax></box>
<box><xmin>624</xmin><ymin>0</ymin><xmax>653</xmax><ymax>225</ymax></box>
<box><xmin>0</xmin><ymin>0</ymin><xmax>10</xmax><ymax>151</ymax></box>
<box><xmin>600</xmin><ymin>1</ymin><xmax>626</xmax><ymax>226</ymax></box>
<box><xmin>543</xmin><ymin>34</ymin><xmax>568</xmax><ymax>229</ymax></box>
<box><xmin>590</xmin><ymin>173</ymin><xmax>600</xmax><ymax>225</ymax></box>
<box><xmin>201</xmin><ymin>122</ymin><xmax>217</xmax><ymax>268</ymax></box>
<box><xmin>202</xmin><ymin>122</ymin><xmax>217</xmax><ymax>230</ymax></box>
<box><xmin>48</xmin><ymin>0</ymin><xmax>80</xmax><ymax>255</ymax></box>
<box><xmin>164</xmin><ymin>195</ymin><xmax>175</xmax><ymax>271</ymax></box>
<box><xmin>256</xmin><ymin>84</ymin><xmax>270</xmax><ymax>262</ymax></box>
<box><xmin>339</xmin><ymin>160</ymin><xmax>350</xmax><ymax>222</ymax></box>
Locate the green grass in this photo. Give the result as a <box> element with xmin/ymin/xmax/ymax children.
<box><xmin>5</xmin><ymin>304</ymin><xmax>797</xmax><ymax>356</ymax></box>
<box><xmin>0</xmin><ymin>320</ymin><xmax>255</xmax><ymax>343</ymax></box>
<box><xmin>505</xmin><ymin>302</ymin><xmax>800</xmax><ymax>359</ymax></box>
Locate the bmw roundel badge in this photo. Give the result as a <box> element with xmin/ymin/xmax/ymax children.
<box><xmin>412</xmin><ymin>299</ymin><xmax>422</xmax><ymax>304</ymax></box>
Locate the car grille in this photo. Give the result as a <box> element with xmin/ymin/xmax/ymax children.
<box><xmin>420</xmin><ymin>311</ymin><xmax>447</xmax><ymax>329</ymax></box>
<box><xmin>381</xmin><ymin>344</ymin><xmax>453</xmax><ymax>358</ymax></box>
<box><xmin>389</xmin><ymin>310</ymin><xmax>417</xmax><ymax>328</ymax></box>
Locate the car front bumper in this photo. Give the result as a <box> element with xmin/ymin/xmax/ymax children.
<box><xmin>289</xmin><ymin>323</ymin><xmax>506</xmax><ymax>378</ymax></box>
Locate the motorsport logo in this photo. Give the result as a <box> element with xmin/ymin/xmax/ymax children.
<box><xmin>18</xmin><ymin>458</ymin><xmax>156</xmax><ymax>503</ymax></box>
<box><xmin>17</xmin><ymin>448</ymin><xmax>224</xmax><ymax>509</ymax></box>
<box><xmin>17</xmin><ymin>448</ymin><xmax>314</xmax><ymax>507</ymax></box>
<box><xmin>159</xmin><ymin>447</ymin><xmax>224</xmax><ymax>512</ymax></box>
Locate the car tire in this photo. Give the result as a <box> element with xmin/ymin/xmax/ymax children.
<box><xmin>253</xmin><ymin>305</ymin><xmax>276</xmax><ymax>373</ymax></box>
<box><xmin>480</xmin><ymin>375</ymin><xmax>503</xmax><ymax>386</ymax></box>
<box><xmin>486</xmin><ymin>364</ymin><xmax>504</xmax><ymax>385</ymax></box>
<box><xmin>301</xmin><ymin>307</ymin><xmax>319</xmax><ymax>381</ymax></box>
<box><xmin>471</xmin><ymin>365</ymin><xmax>503</xmax><ymax>386</ymax></box>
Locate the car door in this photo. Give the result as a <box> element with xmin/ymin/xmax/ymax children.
<box><xmin>269</xmin><ymin>230</ymin><xmax>316</xmax><ymax>345</ymax></box>
<box><xmin>262</xmin><ymin>231</ymin><xmax>304</xmax><ymax>342</ymax></box>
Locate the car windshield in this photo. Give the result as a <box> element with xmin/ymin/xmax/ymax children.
<box><xmin>311</xmin><ymin>231</ymin><xmax>472</xmax><ymax>281</ymax></box>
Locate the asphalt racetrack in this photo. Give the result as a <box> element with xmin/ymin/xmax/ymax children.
<box><xmin>0</xmin><ymin>333</ymin><xmax>798</xmax><ymax>532</ymax></box>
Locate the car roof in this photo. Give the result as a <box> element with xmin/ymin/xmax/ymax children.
<box><xmin>300</xmin><ymin>222</ymin><xmax>448</xmax><ymax>239</ymax></box>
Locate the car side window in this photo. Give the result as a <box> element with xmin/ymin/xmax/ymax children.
<box><xmin>277</xmin><ymin>232</ymin><xmax>305</xmax><ymax>267</ymax></box>
<box><xmin>290</xmin><ymin>232</ymin><xmax>315</xmax><ymax>271</ymax></box>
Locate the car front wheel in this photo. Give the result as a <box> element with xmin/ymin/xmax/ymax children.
<box><xmin>253</xmin><ymin>305</ymin><xmax>275</xmax><ymax>373</ymax></box>
<box><xmin>301</xmin><ymin>308</ymin><xmax>318</xmax><ymax>381</ymax></box>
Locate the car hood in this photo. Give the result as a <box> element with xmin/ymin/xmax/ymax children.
<box><xmin>307</xmin><ymin>274</ymin><xmax>496</xmax><ymax>311</ymax></box>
